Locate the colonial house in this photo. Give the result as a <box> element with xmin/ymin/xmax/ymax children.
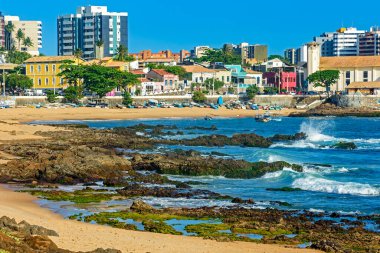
<box><xmin>24</xmin><ymin>56</ymin><xmax>84</xmax><ymax>91</ymax></box>
<box><xmin>146</xmin><ymin>69</ymin><xmax>179</xmax><ymax>93</ymax></box>
<box><xmin>182</xmin><ymin>65</ymin><xmax>232</xmax><ymax>87</ymax></box>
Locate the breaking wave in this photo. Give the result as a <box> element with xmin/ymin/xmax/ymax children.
<box><xmin>292</xmin><ymin>176</ymin><xmax>380</xmax><ymax>196</ymax></box>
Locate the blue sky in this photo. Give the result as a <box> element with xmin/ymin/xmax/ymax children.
<box><xmin>1</xmin><ymin>0</ymin><xmax>379</xmax><ymax>56</ymax></box>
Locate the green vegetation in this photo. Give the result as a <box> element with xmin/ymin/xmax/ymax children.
<box><xmin>192</xmin><ymin>91</ymin><xmax>207</xmax><ymax>103</ymax></box>
<box><xmin>331</xmin><ymin>141</ymin><xmax>357</xmax><ymax>150</ymax></box>
<box><xmin>25</xmin><ymin>189</ymin><xmax>118</xmax><ymax>204</ymax></box>
<box><xmin>45</xmin><ymin>90</ymin><xmax>58</xmax><ymax>103</ymax></box>
<box><xmin>114</xmin><ymin>45</ymin><xmax>135</xmax><ymax>62</ymax></box>
<box><xmin>195</xmin><ymin>49</ymin><xmax>242</xmax><ymax>64</ymax></box>
<box><xmin>268</xmin><ymin>55</ymin><xmax>291</xmax><ymax>65</ymax></box>
<box><xmin>147</xmin><ymin>64</ymin><xmax>187</xmax><ymax>79</ymax></box>
<box><xmin>204</xmin><ymin>78</ymin><xmax>224</xmax><ymax>91</ymax></box>
<box><xmin>185</xmin><ymin>223</ymin><xmax>230</xmax><ymax>237</ymax></box>
<box><xmin>4</xmin><ymin>73</ymin><xmax>33</xmax><ymax>94</ymax></box>
<box><xmin>5</xmin><ymin>49</ymin><xmax>32</xmax><ymax>64</ymax></box>
<box><xmin>246</xmin><ymin>85</ymin><xmax>259</xmax><ymax>99</ymax></box>
<box><xmin>307</xmin><ymin>70</ymin><xmax>340</xmax><ymax>93</ymax></box>
<box><xmin>122</xmin><ymin>91</ymin><xmax>133</xmax><ymax>105</ymax></box>
<box><xmin>231</xmin><ymin>227</ymin><xmax>292</xmax><ymax>236</ymax></box>
<box><xmin>63</xmin><ymin>86</ymin><xmax>83</xmax><ymax>103</ymax></box>
<box><xmin>143</xmin><ymin>220</ymin><xmax>182</xmax><ymax>235</ymax></box>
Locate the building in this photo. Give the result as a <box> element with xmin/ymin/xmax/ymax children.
<box><xmin>358</xmin><ymin>27</ymin><xmax>380</xmax><ymax>56</ymax></box>
<box><xmin>84</xmin><ymin>57</ymin><xmax>131</xmax><ymax>71</ymax></box>
<box><xmin>224</xmin><ymin>65</ymin><xmax>261</xmax><ymax>88</ymax></box>
<box><xmin>346</xmin><ymin>82</ymin><xmax>380</xmax><ymax>95</ymax></box>
<box><xmin>192</xmin><ymin>46</ymin><xmax>210</xmax><ymax>58</ymax></box>
<box><xmin>131</xmin><ymin>49</ymin><xmax>190</xmax><ymax>65</ymax></box>
<box><xmin>24</xmin><ymin>56</ymin><xmax>84</xmax><ymax>91</ymax></box>
<box><xmin>245</xmin><ymin>69</ymin><xmax>263</xmax><ymax>87</ymax></box>
<box><xmin>57</xmin><ymin>6</ymin><xmax>128</xmax><ymax>60</ymax></box>
<box><xmin>4</xmin><ymin>16</ymin><xmax>42</xmax><ymax>55</ymax></box>
<box><xmin>255</xmin><ymin>58</ymin><xmax>286</xmax><ymax>73</ymax></box>
<box><xmin>182</xmin><ymin>65</ymin><xmax>232</xmax><ymax>86</ymax></box>
<box><xmin>313</xmin><ymin>32</ymin><xmax>334</xmax><ymax>57</ymax></box>
<box><xmin>248</xmin><ymin>44</ymin><xmax>268</xmax><ymax>62</ymax></box>
<box><xmin>146</xmin><ymin>69</ymin><xmax>179</xmax><ymax>92</ymax></box>
<box><xmin>333</xmin><ymin>27</ymin><xmax>365</xmax><ymax>56</ymax></box>
<box><xmin>284</xmin><ymin>48</ymin><xmax>299</xmax><ymax>65</ymax></box>
<box><xmin>0</xmin><ymin>12</ymin><xmax>4</xmax><ymax>48</ymax></box>
<box><xmin>263</xmin><ymin>70</ymin><xmax>297</xmax><ymax>92</ymax></box>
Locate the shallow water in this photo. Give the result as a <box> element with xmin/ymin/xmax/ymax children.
<box><xmin>33</xmin><ymin>117</ymin><xmax>380</xmax><ymax>215</ymax></box>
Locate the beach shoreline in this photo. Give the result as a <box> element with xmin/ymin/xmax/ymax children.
<box><xmin>0</xmin><ymin>106</ymin><xmax>327</xmax><ymax>253</ymax></box>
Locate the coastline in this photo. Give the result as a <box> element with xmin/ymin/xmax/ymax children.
<box><xmin>0</xmin><ymin>184</ymin><xmax>321</xmax><ymax>253</ymax></box>
<box><xmin>0</xmin><ymin>107</ymin><xmax>325</xmax><ymax>253</ymax></box>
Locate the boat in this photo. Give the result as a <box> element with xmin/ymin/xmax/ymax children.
<box><xmin>255</xmin><ymin>113</ymin><xmax>271</xmax><ymax>123</ymax></box>
<box><xmin>205</xmin><ymin>116</ymin><xmax>213</xmax><ymax>121</ymax></box>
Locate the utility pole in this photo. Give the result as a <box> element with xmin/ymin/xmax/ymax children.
<box><xmin>2</xmin><ymin>68</ymin><xmax>5</xmax><ymax>96</ymax></box>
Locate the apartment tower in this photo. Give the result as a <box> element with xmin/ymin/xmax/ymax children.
<box><xmin>57</xmin><ymin>6</ymin><xmax>128</xmax><ymax>60</ymax></box>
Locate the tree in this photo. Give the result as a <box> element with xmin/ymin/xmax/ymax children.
<box><xmin>115</xmin><ymin>45</ymin><xmax>134</xmax><ymax>62</ymax></box>
<box><xmin>15</xmin><ymin>29</ymin><xmax>25</xmax><ymax>51</ymax></box>
<box><xmin>122</xmin><ymin>91</ymin><xmax>133</xmax><ymax>105</ymax></box>
<box><xmin>45</xmin><ymin>90</ymin><xmax>58</xmax><ymax>103</ymax></box>
<box><xmin>195</xmin><ymin>49</ymin><xmax>241</xmax><ymax>65</ymax></box>
<box><xmin>81</xmin><ymin>65</ymin><xmax>119</xmax><ymax>98</ymax></box>
<box><xmin>246</xmin><ymin>85</ymin><xmax>259</xmax><ymax>99</ymax></box>
<box><xmin>147</xmin><ymin>64</ymin><xmax>187</xmax><ymax>79</ymax></box>
<box><xmin>204</xmin><ymin>78</ymin><xmax>224</xmax><ymax>91</ymax></box>
<box><xmin>268</xmin><ymin>55</ymin><xmax>291</xmax><ymax>65</ymax></box>
<box><xmin>96</xmin><ymin>40</ymin><xmax>104</xmax><ymax>59</ymax></box>
<box><xmin>5</xmin><ymin>73</ymin><xmax>33</xmax><ymax>94</ymax></box>
<box><xmin>22</xmin><ymin>37</ymin><xmax>33</xmax><ymax>49</ymax></box>
<box><xmin>4</xmin><ymin>23</ymin><xmax>15</xmax><ymax>34</ymax></box>
<box><xmin>114</xmin><ymin>71</ymin><xmax>140</xmax><ymax>92</ymax></box>
<box><xmin>58</xmin><ymin>61</ymin><xmax>84</xmax><ymax>87</ymax></box>
<box><xmin>63</xmin><ymin>86</ymin><xmax>83</xmax><ymax>104</ymax></box>
<box><xmin>5</xmin><ymin>48</ymin><xmax>32</xmax><ymax>64</ymax></box>
<box><xmin>192</xmin><ymin>91</ymin><xmax>207</xmax><ymax>103</ymax></box>
<box><xmin>307</xmin><ymin>70</ymin><xmax>340</xmax><ymax>93</ymax></box>
<box><xmin>74</xmin><ymin>49</ymin><xmax>83</xmax><ymax>63</ymax></box>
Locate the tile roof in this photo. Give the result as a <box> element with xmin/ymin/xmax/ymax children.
<box><xmin>151</xmin><ymin>69</ymin><xmax>172</xmax><ymax>76</ymax></box>
<box><xmin>245</xmin><ymin>69</ymin><xmax>263</xmax><ymax>74</ymax></box>
<box><xmin>182</xmin><ymin>65</ymin><xmax>216</xmax><ymax>73</ymax></box>
<box><xmin>320</xmin><ymin>56</ymin><xmax>380</xmax><ymax>69</ymax></box>
<box><xmin>24</xmin><ymin>56</ymin><xmax>79</xmax><ymax>63</ymax></box>
<box><xmin>346</xmin><ymin>82</ymin><xmax>380</xmax><ymax>89</ymax></box>
<box><xmin>131</xmin><ymin>69</ymin><xmax>146</xmax><ymax>75</ymax></box>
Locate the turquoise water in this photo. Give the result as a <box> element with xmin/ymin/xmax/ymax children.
<box><xmin>35</xmin><ymin>117</ymin><xmax>380</xmax><ymax>215</ymax></box>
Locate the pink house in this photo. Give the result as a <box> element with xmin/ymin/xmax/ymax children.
<box><xmin>263</xmin><ymin>71</ymin><xmax>297</xmax><ymax>92</ymax></box>
<box><xmin>147</xmin><ymin>69</ymin><xmax>179</xmax><ymax>92</ymax></box>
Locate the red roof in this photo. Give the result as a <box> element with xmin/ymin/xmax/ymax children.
<box><xmin>131</xmin><ymin>69</ymin><xmax>145</xmax><ymax>75</ymax></box>
<box><xmin>151</xmin><ymin>69</ymin><xmax>172</xmax><ymax>76</ymax></box>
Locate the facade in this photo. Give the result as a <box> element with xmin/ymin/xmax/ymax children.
<box><xmin>333</xmin><ymin>27</ymin><xmax>365</xmax><ymax>56</ymax></box>
<box><xmin>346</xmin><ymin>82</ymin><xmax>380</xmax><ymax>95</ymax></box>
<box><xmin>358</xmin><ymin>28</ymin><xmax>380</xmax><ymax>56</ymax></box>
<box><xmin>84</xmin><ymin>57</ymin><xmax>130</xmax><ymax>71</ymax></box>
<box><xmin>255</xmin><ymin>58</ymin><xmax>286</xmax><ymax>72</ymax></box>
<box><xmin>247</xmin><ymin>44</ymin><xmax>268</xmax><ymax>62</ymax></box>
<box><xmin>192</xmin><ymin>46</ymin><xmax>210</xmax><ymax>58</ymax></box>
<box><xmin>0</xmin><ymin>12</ymin><xmax>4</xmax><ymax>48</ymax></box>
<box><xmin>24</xmin><ymin>56</ymin><xmax>84</xmax><ymax>91</ymax></box>
<box><xmin>146</xmin><ymin>69</ymin><xmax>179</xmax><ymax>92</ymax></box>
<box><xmin>57</xmin><ymin>6</ymin><xmax>128</xmax><ymax>60</ymax></box>
<box><xmin>131</xmin><ymin>49</ymin><xmax>190</xmax><ymax>64</ymax></box>
<box><xmin>263</xmin><ymin>70</ymin><xmax>297</xmax><ymax>92</ymax></box>
<box><xmin>182</xmin><ymin>65</ymin><xmax>232</xmax><ymax>85</ymax></box>
<box><xmin>313</xmin><ymin>32</ymin><xmax>334</xmax><ymax>57</ymax></box>
<box><xmin>4</xmin><ymin>16</ymin><xmax>42</xmax><ymax>55</ymax></box>
<box><xmin>284</xmin><ymin>48</ymin><xmax>299</xmax><ymax>65</ymax></box>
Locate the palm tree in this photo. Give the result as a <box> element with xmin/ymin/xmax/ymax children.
<box><xmin>22</xmin><ymin>37</ymin><xmax>33</xmax><ymax>49</ymax></box>
<box><xmin>74</xmin><ymin>48</ymin><xmax>83</xmax><ymax>64</ymax></box>
<box><xmin>115</xmin><ymin>45</ymin><xmax>128</xmax><ymax>61</ymax></box>
<box><xmin>15</xmin><ymin>29</ymin><xmax>25</xmax><ymax>51</ymax></box>
<box><xmin>95</xmin><ymin>40</ymin><xmax>104</xmax><ymax>60</ymax></box>
<box><xmin>4</xmin><ymin>23</ymin><xmax>15</xmax><ymax>49</ymax></box>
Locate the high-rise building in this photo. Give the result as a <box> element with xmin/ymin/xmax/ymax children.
<box><xmin>57</xmin><ymin>6</ymin><xmax>128</xmax><ymax>60</ymax></box>
<box><xmin>4</xmin><ymin>16</ymin><xmax>42</xmax><ymax>56</ymax></box>
<box><xmin>0</xmin><ymin>12</ymin><xmax>5</xmax><ymax>48</ymax></box>
<box><xmin>333</xmin><ymin>27</ymin><xmax>365</xmax><ymax>56</ymax></box>
<box><xmin>313</xmin><ymin>32</ymin><xmax>334</xmax><ymax>56</ymax></box>
<box><xmin>358</xmin><ymin>27</ymin><xmax>380</xmax><ymax>56</ymax></box>
<box><xmin>192</xmin><ymin>46</ymin><xmax>210</xmax><ymax>58</ymax></box>
<box><xmin>284</xmin><ymin>48</ymin><xmax>299</xmax><ymax>65</ymax></box>
<box><xmin>247</xmin><ymin>44</ymin><xmax>268</xmax><ymax>62</ymax></box>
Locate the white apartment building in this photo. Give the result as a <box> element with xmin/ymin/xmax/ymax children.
<box><xmin>193</xmin><ymin>46</ymin><xmax>210</xmax><ymax>58</ymax></box>
<box><xmin>58</xmin><ymin>6</ymin><xmax>128</xmax><ymax>60</ymax></box>
<box><xmin>333</xmin><ymin>27</ymin><xmax>365</xmax><ymax>56</ymax></box>
<box><xmin>4</xmin><ymin>16</ymin><xmax>42</xmax><ymax>56</ymax></box>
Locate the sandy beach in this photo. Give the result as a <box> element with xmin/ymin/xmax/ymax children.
<box><xmin>0</xmin><ymin>106</ymin><xmax>323</xmax><ymax>253</ymax></box>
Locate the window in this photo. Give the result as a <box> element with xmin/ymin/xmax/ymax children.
<box><xmin>60</xmin><ymin>78</ymin><xmax>64</xmax><ymax>85</ymax></box>
<box><xmin>38</xmin><ymin>65</ymin><xmax>41</xmax><ymax>72</ymax></box>
<box><xmin>38</xmin><ymin>78</ymin><xmax>41</xmax><ymax>86</ymax></box>
<box><xmin>52</xmin><ymin>78</ymin><xmax>56</xmax><ymax>85</ymax></box>
<box><xmin>30</xmin><ymin>65</ymin><xmax>34</xmax><ymax>73</ymax></box>
<box><xmin>170</xmin><ymin>80</ymin><xmax>173</xmax><ymax>86</ymax></box>
<box><xmin>222</xmin><ymin>76</ymin><xmax>225</xmax><ymax>82</ymax></box>
<box><xmin>45</xmin><ymin>78</ymin><xmax>49</xmax><ymax>86</ymax></box>
<box><xmin>165</xmin><ymin>80</ymin><xmax>168</xmax><ymax>85</ymax></box>
<box><xmin>45</xmin><ymin>65</ymin><xmax>49</xmax><ymax>72</ymax></box>
<box><xmin>363</xmin><ymin>71</ymin><xmax>368</xmax><ymax>82</ymax></box>
<box><xmin>52</xmin><ymin>65</ymin><xmax>56</xmax><ymax>72</ymax></box>
<box><xmin>195</xmin><ymin>77</ymin><xmax>198</xmax><ymax>83</ymax></box>
<box><xmin>227</xmin><ymin>76</ymin><xmax>230</xmax><ymax>82</ymax></box>
<box><xmin>345</xmin><ymin>71</ymin><xmax>351</xmax><ymax>86</ymax></box>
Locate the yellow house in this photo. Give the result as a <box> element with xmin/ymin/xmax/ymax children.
<box><xmin>24</xmin><ymin>56</ymin><xmax>84</xmax><ymax>90</ymax></box>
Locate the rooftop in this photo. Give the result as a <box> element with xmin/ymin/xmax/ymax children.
<box><xmin>151</xmin><ymin>69</ymin><xmax>172</xmax><ymax>76</ymax></box>
<box><xmin>182</xmin><ymin>65</ymin><xmax>216</xmax><ymax>73</ymax></box>
<box><xmin>24</xmin><ymin>56</ymin><xmax>79</xmax><ymax>63</ymax></box>
<box><xmin>346</xmin><ymin>82</ymin><xmax>380</xmax><ymax>89</ymax></box>
<box><xmin>320</xmin><ymin>56</ymin><xmax>380</xmax><ymax>69</ymax></box>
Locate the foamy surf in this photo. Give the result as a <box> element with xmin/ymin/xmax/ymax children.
<box><xmin>292</xmin><ymin>176</ymin><xmax>380</xmax><ymax>196</ymax></box>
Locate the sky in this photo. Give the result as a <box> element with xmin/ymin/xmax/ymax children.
<box><xmin>1</xmin><ymin>0</ymin><xmax>379</xmax><ymax>56</ymax></box>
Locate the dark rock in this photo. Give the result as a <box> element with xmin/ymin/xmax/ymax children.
<box><xmin>130</xmin><ymin>200</ymin><xmax>155</xmax><ymax>212</ymax></box>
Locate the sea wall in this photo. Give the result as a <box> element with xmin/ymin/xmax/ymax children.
<box><xmin>331</xmin><ymin>95</ymin><xmax>380</xmax><ymax>108</ymax></box>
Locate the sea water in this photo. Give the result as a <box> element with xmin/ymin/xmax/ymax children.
<box><xmin>33</xmin><ymin>117</ymin><xmax>380</xmax><ymax>215</ymax></box>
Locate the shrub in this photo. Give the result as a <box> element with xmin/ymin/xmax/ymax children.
<box><xmin>192</xmin><ymin>91</ymin><xmax>206</xmax><ymax>103</ymax></box>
